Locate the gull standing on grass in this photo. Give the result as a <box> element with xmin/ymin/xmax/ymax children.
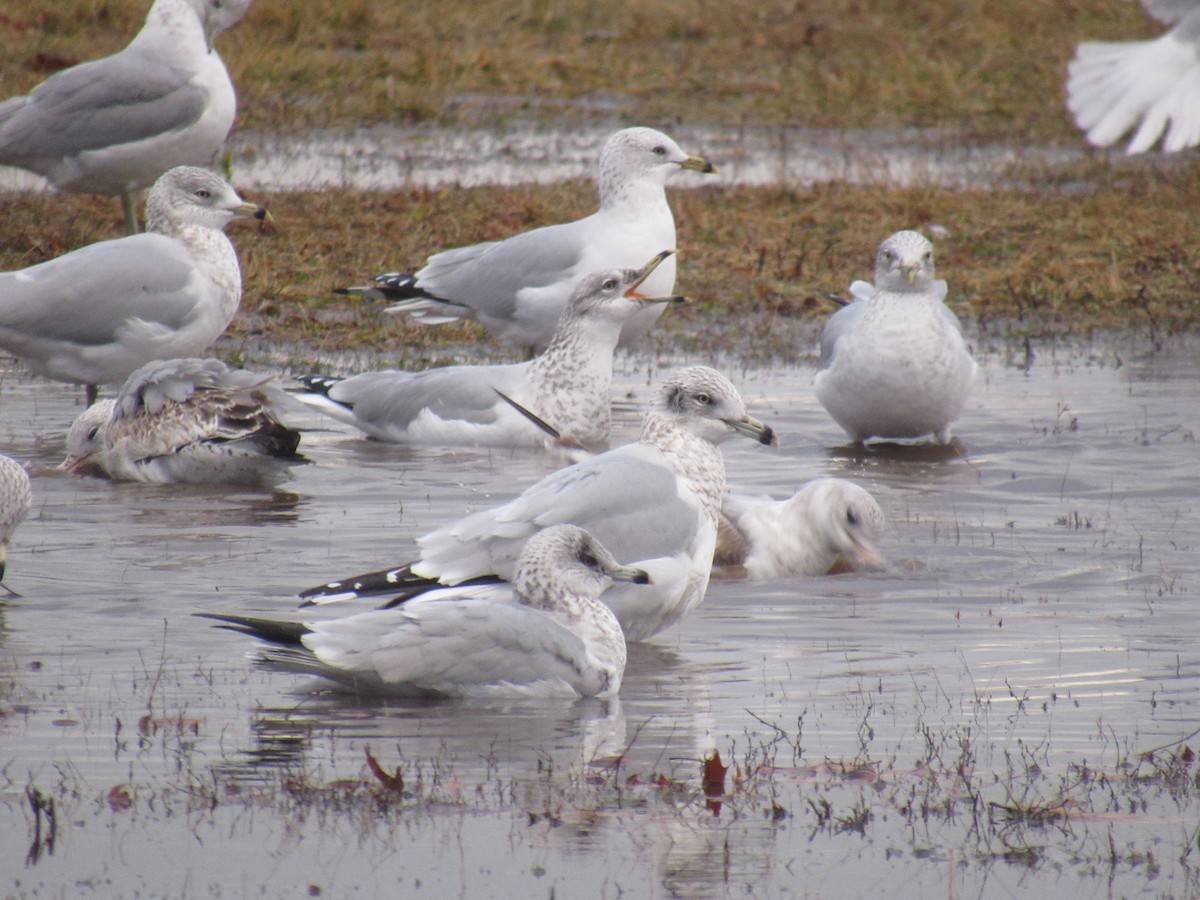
<box><xmin>0</xmin><ymin>0</ymin><xmax>253</xmax><ymax>233</ymax></box>
<box><xmin>814</xmin><ymin>230</ymin><xmax>976</xmax><ymax>445</ymax></box>
<box><xmin>1067</xmin><ymin>0</ymin><xmax>1200</xmax><ymax>154</ymax></box>
<box><xmin>201</xmin><ymin>525</ymin><xmax>647</xmax><ymax>699</ymax></box>
<box><xmin>61</xmin><ymin>357</ymin><xmax>302</xmax><ymax>487</ymax></box>
<box><xmin>300</xmin><ymin>366</ymin><xmax>778</xmax><ymax>642</ymax></box>
<box><xmin>0</xmin><ymin>166</ymin><xmax>267</xmax><ymax>405</ymax></box>
<box><xmin>0</xmin><ymin>455</ymin><xmax>32</xmax><ymax>590</ymax></box>
<box><xmin>714</xmin><ymin>478</ymin><xmax>886</xmax><ymax>579</ymax></box>
<box><xmin>297</xmin><ymin>253</ymin><xmax>682</xmax><ymax>448</ymax></box>
<box><xmin>338</xmin><ymin>127</ymin><xmax>715</xmax><ymax>353</ymax></box>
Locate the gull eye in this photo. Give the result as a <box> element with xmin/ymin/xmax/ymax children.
<box><xmin>847</xmin><ymin>510</ymin><xmax>859</xmax><ymax>526</ymax></box>
<box><xmin>87</xmin><ymin>426</ymin><xmax>102</xmax><ymax>441</ymax></box>
<box><xmin>695</xmin><ymin>391</ymin><xmax>711</xmax><ymax>405</ymax></box>
<box><xmin>195</xmin><ymin>189</ymin><xmax>211</xmax><ymax>199</ymax></box>
<box><xmin>652</xmin><ymin>146</ymin><xmax>667</xmax><ymax>156</ymax></box>
<box><xmin>602</xmin><ymin>278</ymin><xmax>618</xmax><ymax>291</ymax></box>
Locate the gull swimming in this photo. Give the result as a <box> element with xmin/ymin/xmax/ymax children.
<box><xmin>298</xmin><ymin>253</ymin><xmax>682</xmax><ymax>448</ymax></box>
<box><xmin>61</xmin><ymin>357</ymin><xmax>302</xmax><ymax>486</ymax></box>
<box><xmin>0</xmin><ymin>455</ymin><xmax>32</xmax><ymax>590</ymax></box>
<box><xmin>201</xmin><ymin>525</ymin><xmax>647</xmax><ymax>699</ymax></box>
<box><xmin>814</xmin><ymin>230</ymin><xmax>976</xmax><ymax>445</ymax></box>
<box><xmin>300</xmin><ymin>366</ymin><xmax>778</xmax><ymax>642</ymax></box>
<box><xmin>714</xmin><ymin>478</ymin><xmax>886</xmax><ymax>579</ymax></box>
<box><xmin>0</xmin><ymin>166</ymin><xmax>267</xmax><ymax>405</ymax></box>
<box><xmin>339</xmin><ymin>126</ymin><xmax>715</xmax><ymax>353</ymax></box>
<box><xmin>1067</xmin><ymin>0</ymin><xmax>1200</xmax><ymax>153</ymax></box>
<box><xmin>0</xmin><ymin>0</ymin><xmax>252</xmax><ymax>232</ymax></box>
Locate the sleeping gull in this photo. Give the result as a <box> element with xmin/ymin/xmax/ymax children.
<box><xmin>0</xmin><ymin>166</ymin><xmax>268</xmax><ymax>405</ymax></box>
<box><xmin>1067</xmin><ymin>0</ymin><xmax>1200</xmax><ymax>153</ymax></box>
<box><xmin>297</xmin><ymin>252</ymin><xmax>681</xmax><ymax>448</ymax></box>
<box><xmin>814</xmin><ymin>230</ymin><xmax>976</xmax><ymax>445</ymax></box>
<box><xmin>714</xmin><ymin>478</ymin><xmax>885</xmax><ymax>579</ymax></box>
<box><xmin>200</xmin><ymin>525</ymin><xmax>647</xmax><ymax>699</ymax></box>
<box><xmin>339</xmin><ymin>126</ymin><xmax>715</xmax><ymax>353</ymax></box>
<box><xmin>300</xmin><ymin>366</ymin><xmax>778</xmax><ymax>642</ymax></box>
<box><xmin>0</xmin><ymin>0</ymin><xmax>252</xmax><ymax>232</ymax></box>
<box><xmin>61</xmin><ymin>357</ymin><xmax>302</xmax><ymax>486</ymax></box>
<box><xmin>0</xmin><ymin>455</ymin><xmax>32</xmax><ymax>590</ymax></box>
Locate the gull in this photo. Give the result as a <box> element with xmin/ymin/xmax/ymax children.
<box><xmin>1067</xmin><ymin>0</ymin><xmax>1200</xmax><ymax>154</ymax></box>
<box><xmin>0</xmin><ymin>166</ymin><xmax>267</xmax><ymax>405</ymax></box>
<box><xmin>814</xmin><ymin>230</ymin><xmax>976</xmax><ymax>445</ymax></box>
<box><xmin>297</xmin><ymin>252</ymin><xmax>682</xmax><ymax>448</ymax></box>
<box><xmin>339</xmin><ymin>126</ymin><xmax>715</xmax><ymax>353</ymax></box>
<box><xmin>200</xmin><ymin>525</ymin><xmax>648</xmax><ymax>699</ymax></box>
<box><xmin>714</xmin><ymin>478</ymin><xmax>886</xmax><ymax>579</ymax></box>
<box><xmin>0</xmin><ymin>0</ymin><xmax>253</xmax><ymax>232</ymax></box>
<box><xmin>299</xmin><ymin>366</ymin><xmax>777</xmax><ymax>642</ymax></box>
<box><xmin>61</xmin><ymin>357</ymin><xmax>302</xmax><ymax>486</ymax></box>
<box><xmin>0</xmin><ymin>455</ymin><xmax>32</xmax><ymax>591</ymax></box>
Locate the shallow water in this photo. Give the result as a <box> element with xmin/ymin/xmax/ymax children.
<box><xmin>1</xmin><ymin>334</ymin><xmax>1199</xmax><ymax>897</ymax></box>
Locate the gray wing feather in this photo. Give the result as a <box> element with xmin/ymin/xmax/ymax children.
<box><xmin>818</xmin><ymin>300</ymin><xmax>866</xmax><ymax>371</ymax></box>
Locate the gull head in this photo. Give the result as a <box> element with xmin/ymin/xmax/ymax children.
<box><xmin>514</xmin><ymin>525</ymin><xmax>650</xmax><ymax>612</ymax></box>
<box><xmin>61</xmin><ymin>400</ymin><xmax>116</xmax><ymax>476</ymax></box>
<box><xmin>566</xmin><ymin>251</ymin><xmax>685</xmax><ymax>324</ymax></box>
<box><xmin>146</xmin><ymin>166</ymin><xmax>270</xmax><ymax>234</ymax></box>
<box><xmin>657</xmin><ymin>366</ymin><xmax>777</xmax><ymax>447</ymax></box>
<box><xmin>598</xmin><ymin>127</ymin><xmax>716</xmax><ymax>195</ymax></box>
<box><xmin>874</xmin><ymin>230</ymin><xmax>936</xmax><ymax>293</ymax></box>
<box><xmin>190</xmin><ymin>0</ymin><xmax>254</xmax><ymax>49</ymax></box>
<box><xmin>792</xmin><ymin>479</ymin><xmax>886</xmax><ymax>571</ymax></box>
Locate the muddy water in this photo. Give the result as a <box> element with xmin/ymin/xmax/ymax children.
<box><xmin>1</xmin><ymin>334</ymin><xmax>1198</xmax><ymax>897</ymax></box>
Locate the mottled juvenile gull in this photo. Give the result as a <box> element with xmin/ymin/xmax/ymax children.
<box><xmin>298</xmin><ymin>252</ymin><xmax>682</xmax><ymax>448</ymax></box>
<box><xmin>61</xmin><ymin>357</ymin><xmax>302</xmax><ymax>486</ymax></box>
<box><xmin>0</xmin><ymin>166</ymin><xmax>267</xmax><ymax>404</ymax></box>
<box><xmin>339</xmin><ymin>127</ymin><xmax>715</xmax><ymax>353</ymax></box>
<box><xmin>300</xmin><ymin>366</ymin><xmax>778</xmax><ymax>642</ymax></box>
<box><xmin>714</xmin><ymin>478</ymin><xmax>885</xmax><ymax>579</ymax></box>
<box><xmin>0</xmin><ymin>0</ymin><xmax>252</xmax><ymax>232</ymax></box>
<box><xmin>814</xmin><ymin>230</ymin><xmax>976</xmax><ymax>445</ymax></box>
<box><xmin>201</xmin><ymin>525</ymin><xmax>647</xmax><ymax>699</ymax></box>
<box><xmin>1067</xmin><ymin>0</ymin><xmax>1200</xmax><ymax>153</ymax></box>
<box><xmin>0</xmin><ymin>455</ymin><xmax>32</xmax><ymax>589</ymax></box>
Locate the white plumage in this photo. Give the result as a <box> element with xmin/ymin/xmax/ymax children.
<box><xmin>298</xmin><ymin>253</ymin><xmax>681</xmax><ymax>448</ymax></box>
<box><xmin>715</xmin><ymin>478</ymin><xmax>886</xmax><ymax>579</ymax></box>
<box><xmin>341</xmin><ymin>127</ymin><xmax>715</xmax><ymax>352</ymax></box>
<box><xmin>814</xmin><ymin>230</ymin><xmax>976</xmax><ymax>445</ymax></box>
<box><xmin>202</xmin><ymin>525</ymin><xmax>647</xmax><ymax>699</ymax></box>
<box><xmin>0</xmin><ymin>455</ymin><xmax>32</xmax><ymax>588</ymax></box>
<box><xmin>300</xmin><ymin>366</ymin><xmax>778</xmax><ymax>642</ymax></box>
<box><xmin>0</xmin><ymin>166</ymin><xmax>267</xmax><ymax>403</ymax></box>
<box><xmin>1067</xmin><ymin>0</ymin><xmax>1200</xmax><ymax>154</ymax></box>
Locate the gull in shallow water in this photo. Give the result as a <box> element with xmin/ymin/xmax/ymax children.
<box><xmin>1067</xmin><ymin>0</ymin><xmax>1200</xmax><ymax>154</ymax></box>
<box><xmin>300</xmin><ymin>366</ymin><xmax>778</xmax><ymax>642</ymax></box>
<box><xmin>61</xmin><ymin>357</ymin><xmax>302</xmax><ymax>486</ymax></box>
<box><xmin>0</xmin><ymin>0</ymin><xmax>252</xmax><ymax>232</ymax></box>
<box><xmin>714</xmin><ymin>478</ymin><xmax>886</xmax><ymax>579</ymax></box>
<box><xmin>814</xmin><ymin>230</ymin><xmax>976</xmax><ymax>445</ymax></box>
<box><xmin>339</xmin><ymin>126</ymin><xmax>715</xmax><ymax>353</ymax></box>
<box><xmin>298</xmin><ymin>252</ymin><xmax>682</xmax><ymax>448</ymax></box>
<box><xmin>201</xmin><ymin>525</ymin><xmax>647</xmax><ymax>699</ymax></box>
<box><xmin>0</xmin><ymin>166</ymin><xmax>267</xmax><ymax>405</ymax></box>
<box><xmin>0</xmin><ymin>455</ymin><xmax>32</xmax><ymax>590</ymax></box>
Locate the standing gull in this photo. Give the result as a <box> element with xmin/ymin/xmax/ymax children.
<box><xmin>339</xmin><ymin>127</ymin><xmax>715</xmax><ymax>353</ymax></box>
<box><xmin>814</xmin><ymin>230</ymin><xmax>976</xmax><ymax>445</ymax></box>
<box><xmin>298</xmin><ymin>253</ymin><xmax>681</xmax><ymax>447</ymax></box>
<box><xmin>0</xmin><ymin>166</ymin><xmax>268</xmax><ymax>405</ymax></box>
<box><xmin>714</xmin><ymin>478</ymin><xmax>886</xmax><ymax>579</ymax></box>
<box><xmin>1067</xmin><ymin>0</ymin><xmax>1200</xmax><ymax>154</ymax></box>
<box><xmin>201</xmin><ymin>525</ymin><xmax>647</xmax><ymax>699</ymax></box>
<box><xmin>61</xmin><ymin>357</ymin><xmax>302</xmax><ymax>486</ymax></box>
<box><xmin>0</xmin><ymin>0</ymin><xmax>253</xmax><ymax>232</ymax></box>
<box><xmin>0</xmin><ymin>455</ymin><xmax>32</xmax><ymax>590</ymax></box>
<box><xmin>300</xmin><ymin>366</ymin><xmax>777</xmax><ymax>642</ymax></box>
